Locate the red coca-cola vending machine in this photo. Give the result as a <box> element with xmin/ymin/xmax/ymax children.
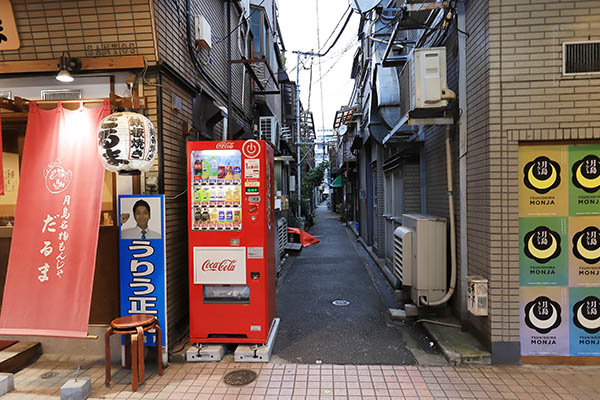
<box><xmin>187</xmin><ymin>139</ymin><xmax>275</xmax><ymax>344</ymax></box>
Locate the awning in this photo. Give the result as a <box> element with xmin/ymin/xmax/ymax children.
<box><xmin>330</xmin><ymin>175</ymin><xmax>343</xmax><ymax>188</ymax></box>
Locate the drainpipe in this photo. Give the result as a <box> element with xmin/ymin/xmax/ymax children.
<box><xmin>219</xmin><ymin>106</ymin><xmax>229</xmax><ymax>141</ymax></box>
<box><xmin>421</xmin><ymin>125</ymin><xmax>456</xmax><ymax>306</ymax></box>
<box><xmin>457</xmin><ymin>0</ymin><xmax>468</xmax><ymax>319</ymax></box>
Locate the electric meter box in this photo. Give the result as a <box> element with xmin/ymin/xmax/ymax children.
<box><xmin>467</xmin><ymin>275</ymin><xmax>488</xmax><ymax>316</ymax></box>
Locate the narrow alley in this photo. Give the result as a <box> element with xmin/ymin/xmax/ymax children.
<box><xmin>274</xmin><ymin>204</ymin><xmax>442</xmax><ymax>365</ymax></box>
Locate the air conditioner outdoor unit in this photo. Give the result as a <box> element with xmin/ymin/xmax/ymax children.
<box><xmin>393</xmin><ymin>226</ymin><xmax>413</xmax><ymax>288</ymax></box>
<box><xmin>467</xmin><ymin>275</ymin><xmax>488</xmax><ymax>316</ymax></box>
<box><xmin>194</xmin><ymin>15</ymin><xmax>212</xmax><ymax>50</ymax></box>
<box><xmin>259</xmin><ymin>116</ymin><xmax>280</xmax><ymax>149</ymax></box>
<box><xmin>401</xmin><ymin>214</ymin><xmax>447</xmax><ymax>306</ymax></box>
<box><xmin>399</xmin><ymin>47</ymin><xmax>447</xmax><ymax>115</ymax></box>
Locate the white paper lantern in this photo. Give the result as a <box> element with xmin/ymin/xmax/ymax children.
<box><xmin>97</xmin><ymin>112</ymin><xmax>157</xmax><ymax>173</ymax></box>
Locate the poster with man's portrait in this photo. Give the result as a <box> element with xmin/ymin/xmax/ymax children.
<box><xmin>117</xmin><ymin>194</ymin><xmax>168</xmax><ymax>356</ymax></box>
<box><xmin>119</xmin><ymin>196</ymin><xmax>163</xmax><ymax>240</ymax></box>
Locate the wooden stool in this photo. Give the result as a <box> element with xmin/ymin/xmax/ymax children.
<box><xmin>105</xmin><ymin>314</ymin><xmax>163</xmax><ymax>391</ymax></box>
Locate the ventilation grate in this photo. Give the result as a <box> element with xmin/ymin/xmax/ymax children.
<box><xmin>41</xmin><ymin>89</ymin><xmax>82</xmax><ymax>100</ymax></box>
<box><xmin>563</xmin><ymin>41</ymin><xmax>600</xmax><ymax>75</ymax></box>
<box><xmin>393</xmin><ymin>234</ymin><xmax>403</xmax><ymax>281</ymax></box>
<box><xmin>277</xmin><ymin>217</ymin><xmax>288</xmax><ymax>258</ymax></box>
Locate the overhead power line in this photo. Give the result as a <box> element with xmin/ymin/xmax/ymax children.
<box><xmin>318</xmin><ymin>5</ymin><xmax>352</xmax><ymax>53</ymax></box>
<box><xmin>319</xmin><ymin>7</ymin><xmax>353</xmax><ymax>57</ymax></box>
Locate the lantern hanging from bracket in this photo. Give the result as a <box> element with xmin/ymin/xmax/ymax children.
<box><xmin>97</xmin><ymin>112</ymin><xmax>157</xmax><ymax>173</ymax></box>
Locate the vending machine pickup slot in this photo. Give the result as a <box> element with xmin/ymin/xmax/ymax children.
<box><xmin>203</xmin><ymin>285</ymin><xmax>250</xmax><ymax>304</ymax></box>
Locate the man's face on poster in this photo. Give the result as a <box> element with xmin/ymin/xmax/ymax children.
<box><xmin>134</xmin><ymin>205</ymin><xmax>150</xmax><ymax>230</ymax></box>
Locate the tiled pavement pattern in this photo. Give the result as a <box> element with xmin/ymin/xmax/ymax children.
<box><xmin>4</xmin><ymin>355</ymin><xmax>600</xmax><ymax>399</ymax></box>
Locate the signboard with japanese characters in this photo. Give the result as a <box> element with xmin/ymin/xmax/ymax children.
<box><xmin>519</xmin><ymin>143</ymin><xmax>600</xmax><ymax>357</ymax></box>
<box><xmin>118</xmin><ymin>195</ymin><xmax>167</xmax><ymax>351</ymax></box>
<box><xmin>0</xmin><ymin>101</ymin><xmax>110</xmax><ymax>338</ymax></box>
<box><xmin>0</xmin><ymin>0</ymin><xmax>20</xmax><ymax>51</ymax></box>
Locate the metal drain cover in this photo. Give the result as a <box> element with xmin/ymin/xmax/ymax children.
<box><xmin>332</xmin><ymin>299</ymin><xmax>350</xmax><ymax>306</ymax></box>
<box><xmin>223</xmin><ymin>369</ymin><xmax>257</xmax><ymax>386</ymax></box>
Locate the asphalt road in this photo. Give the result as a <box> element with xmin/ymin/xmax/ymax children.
<box><xmin>273</xmin><ymin>203</ymin><xmax>443</xmax><ymax>365</ymax></box>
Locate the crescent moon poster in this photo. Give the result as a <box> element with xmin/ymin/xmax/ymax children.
<box><xmin>519</xmin><ymin>145</ymin><xmax>568</xmax><ymax>217</ymax></box>
<box><xmin>568</xmin><ymin>216</ymin><xmax>600</xmax><ymax>286</ymax></box>
<box><xmin>519</xmin><ymin>217</ymin><xmax>568</xmax><ymax>286</ymax></box>
<box><xmin>569</xmin><ymin>287</ymin><xmax>600</xmax><ymax>356</ymax></box>
<box><xmin>520</xmin><ymin>286</ymin><xmax>569</xmax><ymax>356</ymax></box>
<box><xmin>569</xmin><ymin>144</ymin><xmax>600</xmax><ymax>216</ymax></box>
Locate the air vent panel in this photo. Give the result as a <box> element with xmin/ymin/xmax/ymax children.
<box><xmin>563</xmin><ymin>41</ymin><xmax>600</xmax><ymax>75</ymax></box>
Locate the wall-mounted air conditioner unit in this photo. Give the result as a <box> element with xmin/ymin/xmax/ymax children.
<box><xmin>259</xmin><ymin>116</ymin><xmax>280</xmax><ymax>149</ymax></box>
<box><xmin>194</xmin><ymin>15</ymin><xmax>212</xmax><ymax>50</ymax></box>
<box><xmin>393</xmin><ymin>226</ymin><xmax>413</xmax><ymax>288</ymax></box>
<box><xmin>401</xmin><ymin>214</ymin><xmax>446</xmax><ymax>306</ymax></box>
<box><xmin>399</xmin><ymin>47</ymin><xmax>448</xmax><ymax>116</ymax></box>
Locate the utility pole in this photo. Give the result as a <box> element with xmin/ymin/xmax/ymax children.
<box><xmin>227</xmin><ymin>0</ymin><xmax>232</xmax><ymax>140</ymax></box>
<box><xmin>295</xmin><ymin>51</ymin><xmax>301</xmax><ymax>218</ymax></box>
<box><xmin>293</xmin><ymin>49</ymin><xmax>322</xmax><ymax>219</ymax></box>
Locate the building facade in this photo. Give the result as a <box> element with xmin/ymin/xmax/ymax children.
<box><xmin>343</xmin><ymin>0</ymin><xmax>600</xmax><ymax>363</ymax></box>
<box><xmin>0</xmin><ymin>0</ymin><xmax>290</xmax><ymax>358</ymax></box>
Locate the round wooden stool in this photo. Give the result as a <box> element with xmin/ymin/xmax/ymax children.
<box><xmin>104</xmin><ymin>314</ymin><xmax>163</xmax><ymax>391</ymax></box>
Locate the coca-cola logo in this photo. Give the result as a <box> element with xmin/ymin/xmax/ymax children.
<box><xmin>216</xmin><ymin>142</ymin><xmax>234</xmax><ymax>149</ymax></box>
<box><xmin>201</xmin><ymin>259</ymin><xmax>237</xmax><ymax>271</ymax></box>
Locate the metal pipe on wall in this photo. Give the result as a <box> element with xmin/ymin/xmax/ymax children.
<box><xmin>457</xmin><ymin>0</ymin><xmax>468</xmax><ymax>319</ymax></box>
<box><xmin>421</xmin><ymin>124</ymin><xmax>456</xmax><ymax>307</ymax></box>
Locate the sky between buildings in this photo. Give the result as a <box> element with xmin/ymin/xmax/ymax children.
<box><xmin>278</xmin><ymin>0</ymin><xmax>360</xmax><ymax>141</ymax></box>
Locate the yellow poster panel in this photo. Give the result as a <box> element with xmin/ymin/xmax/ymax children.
<box><xmin>519</xmin><ymin>145</ymin><xmax>568</xmax><ymax>217</ymax></box>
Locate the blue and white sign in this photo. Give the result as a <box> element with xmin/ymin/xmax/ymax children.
<box><xmin>118</xmin><ymin>195</ymin><xmax>167</xmax><ymax>350</ymax></box>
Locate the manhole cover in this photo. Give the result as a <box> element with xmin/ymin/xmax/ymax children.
<box><xmin>332</xmin><ymin>299</ymin><xmax>350</xmax><ymax>306</ymax></box>
<box><xmin>223</xmin><ymin>369</ymin><xmax>257</xmax><ymax>386</ymax></box>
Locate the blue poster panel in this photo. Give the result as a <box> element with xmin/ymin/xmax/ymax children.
<box><xmin>520</xmin><ymin>286</ymin><xmax>569</xmax><ymax>356</ymax></box>
<box><xmin>569</xmin><ymin>287</ymin><xmax>600</xmax><ymax>356</ymax></box>
<box><xmin>118</xmin><ymin>195</ymin><xmax>167</xmax><ymax>348</ymax></box>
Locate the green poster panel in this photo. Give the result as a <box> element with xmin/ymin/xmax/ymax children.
<box><xmin>569</xmin><ymin>144</ymin><xmax>600</xmax><ymax>216</ymax></box>
<box><xmin>519</xmin><ymin>217</ymin><xmax>568</xmax><ymax>286</ymax></box>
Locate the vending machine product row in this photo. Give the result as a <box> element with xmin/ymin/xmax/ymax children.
<box><xmin>187</xmin><ymin>140</ymin><xmax>275</xmax><ymax>344</ymax></box>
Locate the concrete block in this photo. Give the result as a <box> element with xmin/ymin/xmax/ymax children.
<box><xmin>0</xmin><ymin>373</ymin><xmax>14</xmax><ymax>395</ymax></box>
<box><xmin>235</xmin><ymin>318</ymin><xmax>280</xmax><ymax>363</ymax></box>
<box><xmin>60</xmin><ymin>377</ymin><xmax>91</xmax><ymax>400</ymax></box>
<box><xmin>186</xmin><ymin>344</ymin><xmax>225</xmax><ymax>362</ymax></box>
<box><xmin>404</xmin><ymin>304</ymin><xmax>419</xmax><ymax>317</ymax></box>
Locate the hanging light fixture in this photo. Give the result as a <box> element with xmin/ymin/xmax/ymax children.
<box><xmin>56</xmin><ymin>52</ymin><xmax>81</xmax><ymax>82</ymax></box>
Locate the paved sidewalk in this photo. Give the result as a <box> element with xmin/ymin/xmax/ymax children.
<box><xmin>5</xmin><ymin>354</ymin><xmax>600</xmax><ymax>399</ymax></box>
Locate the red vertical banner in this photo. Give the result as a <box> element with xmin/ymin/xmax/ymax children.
<box><xmin>0</xmin><ymin>115</ymin><xmax>4</xmax><ymax>195</ymax></box>
<box><xmin>0</xmin><ymin>101</ymin><xmax>110</xmax><ymax>338</ymax></box>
